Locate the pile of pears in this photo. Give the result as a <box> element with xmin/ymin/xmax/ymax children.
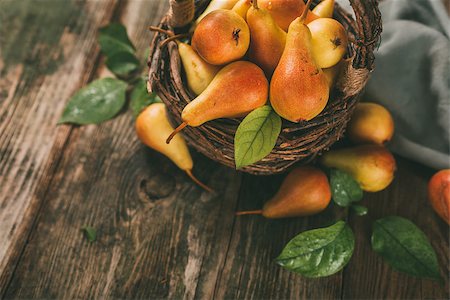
<box><xmin>165</xmin><ymin>0</ymin><xmax>348</xmax><ymax>143</ymax></box>
<box><xmin>136</xmin><ymin>0</ymin><xmax>397</xmax><ymax>219</ymax></box>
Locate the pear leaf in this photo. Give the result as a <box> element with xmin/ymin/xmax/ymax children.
<box><xmin>59</xmin><ymin>78</ymin><xmax>128</xmax><ymax>125</ymax></box>
<box><xmin>276</xmin><ymin>221</ymin><xmax>355</xmax><ymax>278</ymax></box>
<box><xmin>351</xmin><ymin>204</ymin><xmax>368</xmax><ymax>216</ymax></box>
<box><xmin>329</xmin><ymin>168</ymin><xmax>363</xmax><ymax>207</ymax></box>
<box><xmin>234</xmin><ymin>105</ymin><xmax>281</xmax><ymax>169</ymax></box>
<box><xmin>371</xmin><ymin>216</ymin><xmax>442</xmax><ymax>281</ymax></box>
<box><xmin>81</xmin><ymin>226</ymin><xmax>97</xmax><ymax>242</ymax></box>
<box><xmin>106</xmin><ymin>51</ymin><xmax>140</xmax><ymax>77</ymax></box>
<box><xmin>98</xmin><ymin>23</ymin><xmax>135</xmax><ymax>57</ymax></box>
<box><xmin>130</xmin><ymin>78</ymin><xmax>161</xmax><ymax>118</ymax></box>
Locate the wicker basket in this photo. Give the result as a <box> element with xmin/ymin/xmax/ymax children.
<box><xmin>148</xmin><ymin>0</ymin><xmax>382</xmax><ymax>175</ymax></box>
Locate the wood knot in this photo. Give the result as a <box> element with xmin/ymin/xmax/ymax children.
<box><xmin>139</xmin><ymin>173</ymin><xmax>175</xmax><ymax>201</ymax></box>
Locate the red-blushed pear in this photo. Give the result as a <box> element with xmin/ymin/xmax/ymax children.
<box><xmin>247</xmin><ymin>0</ymin><xmax>287</xmax><ymax>77</ymax></box>
<box><xmin>135</xmin><ymin>103</ymin><xmax>212</xmax><ymax>192</ymax></box>
<box><xmin>270</xmin><ymin>0</ymin><xmax>329</xmax><ymax>122</ymax></box>
<box><xmin>312</xmin><ymin>0</ymin><xmax>335</xmax><ymax>18</ymax></box>
<box><xmin>307</xmin><ymin>17</ymin><xmax>348</xmax><ymax>68</ymax></box>
<box><xmin>428</xmin><ymin>170</ymin><xmax>450</xmax><ymax>224</ymax></box>
<box><xmin>166</xmin><ymin>61</ymin><xmax>269</xmax><ymax>143</ymax></box>
<box><xmin>192</xmin><ymin>9</ymin><xmax>250</xmax><ymax>65</ymax></box>
<box><xmin>258</xmin><ymin>0</ymin><xmax>319</xmax><ymax>31</ymax></box>
<box><xmin>320</xmin><ymin>145</ymin><xmax>397</xmax><ymax>192</ymax></box>
<box><xmin>236</xmin><ymin>166</ymin><xmax>332</xmax><ymax>218</ymax></box>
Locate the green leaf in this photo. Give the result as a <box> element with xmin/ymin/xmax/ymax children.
<box><xmin>105</xmin><ymin>51</ymin><xmax>140</xmax><ymax>77</ymax></box>
<box><xmin>329</xmin><ymin>168</ymin><xmax>363</xmax><ymax>207</ymax></box>
<box><xmin>98</xmin><ymin>23</ymin><xmax>135</xmax><ymax>57</ymax></box>
<box><xmin>130</xmin><ymin>78</ymin><xmax>161</xmax><ymax>118</ymax></box>
<box><xmin>59</xmin><ymin>78</ymin><xmax>128</xmax><ymax>125</ymax></box>
<box><xmin>234</xmin><ymin>106</ymin><xmax>281</xmax><ymax>169</ymax></box>
<box><xmin>371</xmin><ymin>216</ymin><xmax>441</xmax><ymax>280</ymax></box>
<box><xmin>351</xmin><ymin>204</ymin><xmax>368</xmax><ymax>216</ymax></box>
<box><xmin>276</xmin><ymin>221</ymin><xmax>355</xmax><ymax>278</ymax></box>
<box><xmin>81</xmin><ymin>226</ymin><xmax>97</xmax><ymax>242</ymax></box>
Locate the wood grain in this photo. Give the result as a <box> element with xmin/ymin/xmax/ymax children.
<box><xmin>0</xmin><ymin>0</ymin><xmax>120</xmax><ymax>294</ymax></box>
<box><xmin>0</xmin><ymin>0</ymin><xmax>449</xmax><ymax>299</ymax></box>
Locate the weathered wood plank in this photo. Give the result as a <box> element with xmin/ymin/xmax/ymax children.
<box><xmin>342</xmin><ymin>157</ymin><xmax>449</xmax><ymax>299</ymax></box>
<box><xmin>3</xmin><ymin>1</ymin><xmax>244</xmax><ymax>298</ymax></box>
<box><xmin>0</xmin><ymin>0</ymin><xmax>120</xmax><ymax>294</ymax></box>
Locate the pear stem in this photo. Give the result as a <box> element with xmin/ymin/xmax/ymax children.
<box><xmin>235</xmin><ymin>210</ymin><xmax>263</xmax><ymax>216</ymax></box>
<box><xmin>148</xmin><ymin>26</ymin><xmax>175</xmax><ymax>37</ymax></box>
<box><xmin>160</xmin><ymin>33</ymin><xmax>190</xmax><ymax>48</ymax></box>
<box><xmin>252</xmin><ymin>0</ymin><xmax>258</xmax><ymax>9</ymax></box>
<box><xmin>299</xmin><ymin>0</ymin><xmax>314</xmax><ymax>23</ymax></box>
<box><xmin>166</xmin><ymin>121</ymin><xmax>188</xmax><ymax>144</ymax></box>
<box><xmin>186</xmin><ymin>169</ymin><xmax>214</xmax><ymax>193</ymax></box>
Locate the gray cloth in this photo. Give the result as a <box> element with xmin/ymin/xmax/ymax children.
<box><xmin>338</xmin><ymin>0</ymin><xmax>450</xmax><ymax>169</ymax></box>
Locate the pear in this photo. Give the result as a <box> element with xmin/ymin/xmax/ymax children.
<box><xmin>195</xmin><ymin>0</ymin><xmax>239</xmax><ymax>24</ymax></box>
<box><xmin>347</xmin><ymin>102</ymin><xmax>395</xmax><ymax>145</ymax></box>
<box><xmin>270</xmin><ymin>0</ymin><xmax>329</xmax><ymax>122</ymax></box>
<box><xmin>320</xmin><ymin>145</ymin><xmax>397</xmax><ymax>192</ymax></box>
<box><xmin>192</xmin><ymin>9</ymin><xmax>250</xmax><ymax>65</ymax></box>
<box><xmin>232</xmin><ymin>0</ymin><xmax>252</xmax><ymax>20</ymax></box>
<box><xmin>312</xmin><ymin>0</ymin><xmax>335</xmax><ymax>18</ymax></box>
<box><xmin>322</xmin><ymin>59</ymin><xmax>342</xmax><ymax>88</ymax></box>
<box><xmin>236</xmin><ymin>166</ymin><xmax>331</xmax><ymax>218</ymax></box>
<box><xmin>247</xmin><ymin>0</ymin><xmax>287</xmax><ymax>77</ymax></box>
<box><xmin>177</xmin><ymin>41</ymin><xmax>221</xmax><ymax>95</ymax></box>
<box><xmin>167</xmin><ymin>61</ymin><xmax>268</xmax><ymax>143</ymax></box>
<box><xmin>428</xmin><ymin>170</ymin><xmax>450</xmax><ymax>224</ymax></box>
<box><xmin>136</xmin><ymin>103</ymin><xmax>212</xmax><ymax>192</ymax></box>
<box><xmin>307</xmin><ymin>18</ymin><xmax>348</xmax><ymax>68</ymax></box>
<box><xmin>258</xmin><ymin>0</ymin><xmax>319</xmax><ymax>31</ymax></box>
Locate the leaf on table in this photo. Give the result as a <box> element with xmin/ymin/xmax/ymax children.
<box><xmin>106</xmin><ymin>51</ymin><xmax>140</xmax><ymax>77</ymax></box>
<box><xmin>98</xmin><ymin>23</ymin><xmax>135</xmax><ymax>57</ymax></box>
<box><xmin>276</xmin><ymin>221</ymin><xmax>355</xmax><ymax>278</ymax></box>
<box><xmin>329</xmin><ymin>168</ymin><xmax>363</xmax><ymax>207</ymax></box>
<box><xmin>371</xmin><ymin>216</ymin><xmax>442</xmax><ymax>281</ymax></box>
<box><xmin>351</xmin><ymin>204</ymin><xmax>368</xmax><ymax>216</ymax></box>
<box><xmin>130</xmin><ymin>78</ymin><xmax>161</xmax><ymax>118</ymax></box>
<box><xmin>59</xmin><ymin>78</ymin><xmax>128</xmax><ymax>125</ymax></box>
<box><xmin>81</xmin><ymin>226</ymin><xmax>97</xmax><ymax>242</ymax></box>
<box><xmin>234</xmin><ymin>105</ymin><xmax>281</xmax><ymax>169</ymax></box>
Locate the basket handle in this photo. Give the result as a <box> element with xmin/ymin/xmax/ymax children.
<box><xmin>168</xmin><ymin>0</ymin><xmax>195</xmax><ymax>28</ymax></box>
<box><xmin>349</xmin><ymin>0</ymin><xmax>382</xmax><ymax>71</ymax></box>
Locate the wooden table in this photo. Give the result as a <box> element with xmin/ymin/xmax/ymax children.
<box><xmin>0</xmin><ymin>1</ymin><xmax>448</xmax><ymax>299</ymax></box>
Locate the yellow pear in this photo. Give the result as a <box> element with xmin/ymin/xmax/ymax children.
<box><xmin>136</xmin><ymin>103</ymin><xmax>212</xmax><ymax>192</ymax></box>
<box><xmin>195</xmin><ymin>0</ymin><xmax>239</xmax><ymax>24</ymax></box>
<box><xmin>320</xmin><ymin>145</ymin><xmax>396</xmax><ymax>192</ymax></box>
<box><xmin>236</xmin><ymin>166</ymin><xmax>331</xmax><ymax>218</ymax></box>
<box><xmin>312</xmin><ymin>0</ymin><xmax>335</xmax><ymax>18</ymax></box>
<box><xmin>322</xmin><ymin>59</ymin><xmax>342</xmax><ymax>88</ymax></box>
<box><xmin>247</xmin><ymin>0</ymin><xmax>287</xmax><ymax>77</ymax></box>
<box><xmin>232</xmin><ymin>0</ymin><xmax>252</xmax><ymax>20</ymax></box>
<box><xmin>177</xmin><ymin>41</ymin><xmax>220</xmax><ymax>95</ymax></box>
<box><xmin>307</xmin><ymin>18</ymin><xmax>348</xmax><ymax>68</ymax></box>
<box><xmin>167</xmin><ymin>61</ymin><xmax>268</xmax><ymax>143</ymax></box>
<box><xmin>347</xmin><ymin>103</ymin><xmax>395</xmax><ymax>145</ymax></box>
<box><xmin>270</xmin><ymin>0</ymin><xmax>329</xmax><ymax>122</ymax></box>
<box><xmin>192</xmin><ymin>9</ymin><xmax>250</xmax><ymax>65</ymax></box>
<box><xmin>258</xmin><ymin>0</ymin><xmax>320</xmax><ymax>31</ymax></box>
